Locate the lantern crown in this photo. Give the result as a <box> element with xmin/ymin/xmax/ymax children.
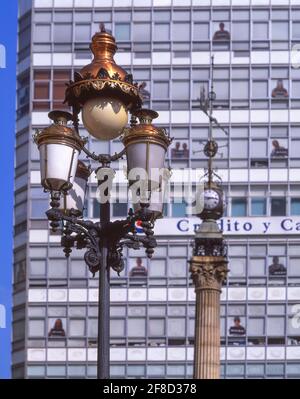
<box><xmin>64</xmin><ymin>24</ymin><xmax>142</xmax><ymax>111</ymax></box>
<box><xmin>122</xmin><ymin>109</ymin><xmax>172</xmax><ymax>151</ymax></box>
<box><xmin>34</xmin><ymin>110</ymin><xmax>85</xmax><ymax>152</ymax></box>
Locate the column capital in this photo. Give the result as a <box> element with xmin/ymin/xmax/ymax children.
<box><xmin>190</xmin><ymin>256</ymin><xmax>228</xmax><ymax>291</ymax></box>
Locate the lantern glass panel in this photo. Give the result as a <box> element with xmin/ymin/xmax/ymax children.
<box><xmin>39</xmin><ymin>143</ymin><xmax>79</xmax><ymax>191</ymax></box>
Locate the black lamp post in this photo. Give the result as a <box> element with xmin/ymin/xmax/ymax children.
<box><xmin>33</xmin><ymin>25</ymin><xmax>171</xmax><ymax>379</ymax></box>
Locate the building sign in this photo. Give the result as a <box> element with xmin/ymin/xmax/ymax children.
<box><xmin>154</xmin><ymin>217</ymin><xmax>300</xmax><ymax>236</ymax></box>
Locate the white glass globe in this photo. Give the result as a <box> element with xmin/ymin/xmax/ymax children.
<box><xmin>82</xmin><ymin>96</ymin><xmax>128</xmax><ymax>140</ymax></box>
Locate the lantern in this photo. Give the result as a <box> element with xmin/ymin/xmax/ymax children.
<box><xmin>34</xmin><ymin>111</ymin><xmax>84</xmax><ymax>192</ymax></box>
<box><xmin>122</xmin><ymin>109</ymin><xmax>172</xmax><ymax>191</ymax></box>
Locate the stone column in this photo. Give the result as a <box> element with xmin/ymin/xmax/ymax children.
<box><xmin>190</xmin><ymin>256</ymin><xmax>228</xmax><ymax>379</ymax></box>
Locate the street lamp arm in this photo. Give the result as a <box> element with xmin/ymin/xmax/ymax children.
<box><xmin>45</xmin><ymin>204</ymin><xmax>157</xmax><ymax>276</ymax></box>
<box><xmin>82</xmin><ymin>145</ymin><xmax>126</xmax><ymax>164</ymax></box>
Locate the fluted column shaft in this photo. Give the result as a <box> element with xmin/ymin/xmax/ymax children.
<box><xmin>190</xmin><ymin>256</ymin><xmax>228</xmax><ymax>380</ymax></box>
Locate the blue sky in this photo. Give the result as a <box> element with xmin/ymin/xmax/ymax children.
<box><xmin>0</xmin><ymin>0</ymin><xmax>18</xmax><ymax>379</ymax></box>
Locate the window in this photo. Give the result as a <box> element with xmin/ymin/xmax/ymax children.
<box><xmin>248</xmin><ymin>317</ymin><xmax>265</xmax><ymax>335</ymax></box>
<box><xmin>287</xmin><ymin>364</ymin><xmax>300</xmax><ymax>376</ymax></box>
<box><xmin>153</xmin><ymin>82</ymin><xmax>169</xmax><ymax>99</ymax></box>
<box><xmin>251</xmin><ymin>198</ymin><xmax>266</xmax><ymax>216</ymax></box>
<box><xmin>16</xmin><ymin>143</ymin><xmax>28</xmax><ymax>167</ymax></box>
<box><xmin>291</xmin><ymin>139</ymin><xmax>300</xmax><ymax>158</ymax></box>
<box><xmin>34</xmin><ymin>24</ymin><xmax>51</xmax><ymax>42</ymax></box>
<box><xmin>110</xmin><ymin>365</ymin><xmax>125</xmax><ymax>377</ymax></box>
<box><xmin>128</xmin><ymin>318</ymin><xmax>146</xmax><ymax>337</ymax></box>
<box><xmin>33</xmin><ymin>70</ymin><xmax>50</xmax><ymax>110</ymax></box>
<box><xmin>69</xmin><ymin>319</ymin><xmax>86</xmax><ymax>337</ymax></box>
<box><xmin>249</xmin><ymin>305</ymin><xmax>265</xmax><ymax>316</ymax></box>
<box><xmin>28</xmin><ymin>366</ymin><xmax>46</xmax><ymax>377</ymax></box>
<box><xmin>193</xmin><ymin>23</ymin><xmax>209</xmax><ymax>40</ymax></box>
<box><xmin>54</xmin><ymin>23</ymin><xmax>72</xmax><ymax>43</ymax></box>
<box><xmin>55</xmin><ymin>11</ymin><xmax>73</xmax><ymax>23</ymax></box>
<box><xmin>172</xmin><ymin>81</ymin><xmax>189</xmax><ymax>100</ymax></box>
<box><xmin>292</xmin><ymin>81</ymin><xmax>300</xmax><ymax>98</ymax></box>
<box><xmin>53</xmin><ymin>70</ymin><xmax>71</xmax><ymax>109</ymax></box>
<box><xmin>31</xmin><ymin>199</ymin><xmax>49</xmax><ymax>219</ymax></box>
<box><xmin>173</xmin><ymin>23</ymin><xmax>190</xmax><ymax>42</ymax></box>
<box><xmin>68</xmin><ymin>366</ymin><xmax>86</xmax><ymax>377</ymax></box>
<box><xmin>272</xmin><ymin>22</ymin><xmax>289</xmax><ymax>41</ymax></box>
<box><xmin>88</xmin><ymin>319</ymin><xmax>98</xmax><ymax>338</ymax></box>
<box><xmin>267</xmin><ymin>317</ymin><xmax>285</xmax><ymax>336</ymax></box>
<box><xmin>252</xmin><ymin>81</ymin><xmax>268</xmax><ymax>98</ymax></box>
<box><xmin>30</xmin><ymin>260</ymin><xmax>46</xmax><ymax>277</ymax></box>
<box><xmin>69</xmin><ymin>307</ymin><xmax>86</xmax><ymax>317</ymax></box>
<box><xmin>128</xmin><ymin>365</ymin><xmax>145</xmax><ymax>377</ymax></box>
<box><xmin>232</xmin><ymin>22</ymin><xmax>249</xmax><ymax>41</ymax></box>
<box><xmin>154</xmin><ymin>11</ymin><xmax>171</xmax><ymax>22</ymax></box>
<box><xmin>112</xmin><ymin>203</ymin><xmax>128</xmax><ymax>217</ymax></box>
<box><xmin>147</xmin><ymin>365</ymin><xmax>165</xmax><ymax>377</ymax></box>
<box><xmin>252</xmin><ymin>68</ymin><xmax>269</xmax><ymax>79</ymax></box>
<box><xmin>231</xmin><ymin>139</ymin><xmax>248</xmax><ymax>158</ymax></box>
<box><xmin>48</xmin><ymin>259</ymin><xmax>67</xmax><ymax>278</ymax></box>
<box><xmin>293</xmin><ymin>22</ymin><xmax>300</xmax><ymax>39</ymax></box>
<box><xmin>115</xmin><ymin>10</ymin><xmax>131</xmax><ymax>22</ymax></box>
<box><xmin>289</xmin><ymin>258</ymin><xmax>300</xmax><ymax>277</ymax></box>
<box><xmin>291</xmin><ymin>198</ymin><xmax>300</xmax><ymax>215</ymax></box>
<box><xmin>232</xmin><ymin>81</ymin><xmax>249</xmax><ymax>100</ymax></box>
<box><xmin>251</xmin><ymin>139</ymin><xmax>268</xmax><ymax>158</ymax></box>
<box><xmin>149</xmin><ymin>259</ymin><xmax>166</xmax><ymax>277</ymax></box>
<box><xmin>75</xmin><ymin>24</ymin><xmax>91</xmax><ymax>42</ymax></box>
<box><xmin>34</xmin><ymin>76</ymin><xmax>49</xmax><ymax>99</ymax></box>
<box><xmin>271</xmin><ymin>198</ymin><xmax>286</xmax><ymax>216</ymax></box>
<box><xmin>253</xmin><ymin>10</ymin><xmax>269</xmax><ymax>20</ymax></box>
<box><xmin>48</xmin><ymin>318</ymin><xmax>66</xmax><ymax>337</ymax></box>
<box><xmin>214</xmin><ymin>81</ymin><xmax>229</xmax><ymax>100</ymax></box>
<box><xmin>153</xmin><ymin>23</ymin><xmax>169</xmax><ymax>41</ymax></box>
<box><xmin>110</xmin><ymin>319</ymin><xmax>125</xmax><ymax>337</ymax></box>
<box><xmin>172</xmin><ymin>202</ymin><xmax>187</xmax><ymax>217</ymax></box>
<box><xmin>252</xmin><ymin>22</ymin><xmax>269</xmax><ymax>40</ymax></box>
<box><xmin>148</xmin><ymin>319</ymin><xmax>165</xmax><ymax>336</ymax></box>
<box><xmin>231</xmin><ymin>198</ymin><xmax>247</xmax><ymax>217</ymax></box>
<box><xmin>47</xmin><ymin>366</ymin><xmax>66</xmax><ymax>377</ymax></box>
<box><xmin>133</xmin><ymin>23</ymin><xmax>150</xmax><ymax>42</ymax></box>
<box><xmin>29</xmin><ymin>320</ymin><xmax>45</xmax><ymax>337</ymax></box>
<box><xmin>70</xmin><ymin>259</ymin><xmax>86</xmax><ymax>278</ymax></box>
<box><xmin>35</xmin><ymin>12</ymin><xmax>52</xmax><ymax>23</ymax></box>
<box><xmin>249</xmin><ymin>258</ymin><xmax>265</xmax><ymax>276</ymax></box>
<box><xmin>247</xmin><ymin>364</ymin><xmax>264</xmax><ymax>376</ymax></box>
<box><xmin>115</xmin><ymin>23</ymin><xmax>131</xmax><ymax>41</ymax></box>
<box><xmin>229</xmin><ymin>258</ymin><xmax>246</xmax><ymax>277</ymax></box>
<box><xmin>227</xmin><ymin>364</ymin><xmax>245</xmax><ymax>376</ymax></box>
<box><xmin>169</xmin><ymin>259</ymin><xmax>186</xmax><ymax>277</ymax></box>
<box><xmin>266</xmin><ymin>363</ymin><xmax>284</xmax><ymax>376</ymax></box>
<box><xmin>168</xmin><ymin>318</ymin><xmax>185</xmax><ymax>337</ymax></box>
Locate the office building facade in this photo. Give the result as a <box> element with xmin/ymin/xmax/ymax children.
<box><xmin>13</xmin><ymin>0</ymin><xmax>300</xmax><ymax>379</ymax></box>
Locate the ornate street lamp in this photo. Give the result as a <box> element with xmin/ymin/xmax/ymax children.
<box><xmin>33</xmin><ymin>24</ymin><xmax>171</xmax><ymax>379</ymax></box>
<box><xmin>190</xmin><ymin>57</ymin><xmax>229</xmax><ymax>379</ymax></box>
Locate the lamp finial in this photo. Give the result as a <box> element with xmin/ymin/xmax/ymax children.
<box><xmin>100</xmin><ymin>22</ymin><xmax>106</xmax><ymax>33</ymax></box>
